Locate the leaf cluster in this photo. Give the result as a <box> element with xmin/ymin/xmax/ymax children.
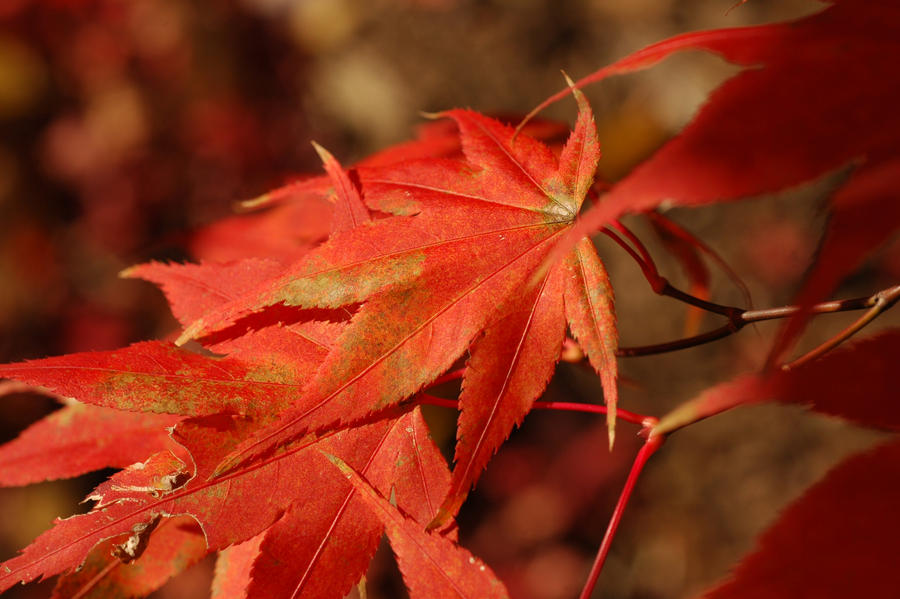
<box><xmin>1</xmin><ymin>1</ymin><xmax>898</xmax><ymax>597</ymax></box>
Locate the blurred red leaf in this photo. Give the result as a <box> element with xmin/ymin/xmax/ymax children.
<box><xmin>772</xmin><ymin>329</ymin><xmax>900</xmax><ymax>430</ymax></box>
<box><xmin>704</xmin><ymin>437</ymin><xmax>900</xmax><ymax>599</ymax></box>
<box><xmin>188</xmin><ymin>197</ymin><xmax>333</xmax><ymax>264</ymax></box>
<box><xmin>647</xmin><ymin>212</ymin><xmax>712</xmax><ymax>335</ymax></box>
<box><xmin>538</xmin><ymin>0</ymin><xmax>900</xmax><ymax>358</ymax></box>
<box><xmin>653</xmin><ymin>329</ymin><xmax>900</xmax><ymax>436</ymax></box>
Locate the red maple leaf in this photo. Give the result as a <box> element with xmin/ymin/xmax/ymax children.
<box><xmin>2</xmin><ymin>2</ymin><xmax>895</xmax><ymax>596</ymax></box>
<box><xmin>532</xmin><ymin>0</ymin><xmax>900</xmax><ymax>361</ymax></box>
<box><xmin>0</xmin><ymin>399</ymin><xmax>180</xmax><ymax>487</ymax></box>
<box><xmin>170</xmin><ymin>88</ymin><xmax>618</xmax><ymax>525</ymax></box>
<box><xmin>0</xmin><ymin>407</ymin><xmax>450</xmax><ymax>597</ymax></box>
<box><xmin>51</xmin><ymin>516</ymin><xmax>207</xmax><ymax>599</ymax></box>
<box><xmin>703</xmin><ymin>437</ymin><xmax>900</xmax><ymax>598</ymax></box>
<box><xmin>651</xmin><ymin>329</ymin><xmax>900</xmax><ymax>437</ymax></box>
<box><xmin>328</xmin><ymin>452</ymin><xmax>509</xmax><ymax>599</ymax></box>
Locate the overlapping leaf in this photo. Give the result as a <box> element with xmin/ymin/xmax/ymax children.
<box><xmin>435</xmin><ymin>261</ymin><xmax>567</xmax><ymax>525</ymax></box>
<box><xmin>5</xmin><ymin>3</ymin><xmax>893</xmax><ymax>594</ymax></box>
<box><xmin>0</xmin><ymin>255</ymin><xmax>345</xmax><ymax>421</ymax></box>
<box><xmin>533</xmin><ymin>0</ymin><xmax>900</xmax><ymax>360</ymax></box>
<box><xmin>50</xmin><ymin>516</ymin><xmax>207</xmax><ymax>599</ymax></box>
<box><xmin>244</xmin><ymin>115</ymin><xmax>570</xmax><ymax>212</ymax></box>
<box><xmin>0</xmin><ymin>409</ymin><xmax>415</xmax><ymax>594</ymax></box>
<box><xmin>0</xmin><ymin>451</ymin><xmax>189</xmax><ymax>592</ymax></box>
<box><xmin>221</xmin><ymin>414</ymin><xmax>399</xmax><ymax>599</ymax></box>
<box><xmin>243</xmin><ymin>408</ymin><xmax>450</xmax><ymax>598</ymax></box>
<box><xmin>0</xmin><ymin>340</ymin><xmax>320</xmax><ymax>418</ymax></box>
<box><xmin>328</xmin><ymin>453</ymin><xmax>509</xmax><ymax>599</ymax></box>
<box><xmin>211</xmin><ymin>534</ymin><xmax>263</xmax><ymax>599</ymax></box>
<box><xmin>187</xmin><ymin>191</ymin><xmax>333</xmax><ymax>263</ymax></box>
<box><xmin>122</xmin><ymin>258</ymin><xmax>287</xmax><ymax>327</ymax></box>
<box><xmin>208</xmin><ymin>407</ymin><xmax>452</xmax><ymax>599</ymax></box>
<box><xmin>0</xmin><ymin>401</ymin><xmax>179</xmax><ymax>487</ymax></box>
<box><xmin>176</xmin><ymin>91</ymin><xmax>618</xmax><ymax>522</ymax></box>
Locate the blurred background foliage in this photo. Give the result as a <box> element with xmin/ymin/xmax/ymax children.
<box><xmin>0</xmin><ymin>1</ymin><xmax>895</xmax><ymax>597</ymax></box>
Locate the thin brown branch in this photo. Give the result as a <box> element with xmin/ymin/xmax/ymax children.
<box><xmin>617</xmin><ymin>284</ymin><xmax>900</xmax><ymax>358</ymax></box>
<box><xmin>602</xmin><ymin>223</ymin><xmax>894</xmax><ymax>361</ymax></box>
<box><xmin>740</xmin><ymin>295</ymin><xmax>876</xmax><ymax>323</ymax></box>
<box><xmin>780</xmin><ymin>284</ymin><xmax>900</xmax><ymax>371</ymax></box>
<box><xmin>657</xmin><ymin>280</ymin><xmax>741</xmax><ymax>317</ymax></box>
<box><xmin>617</xmin><ymin>323</ymin><xmax>736</xmax><ymax>357</ymax></box>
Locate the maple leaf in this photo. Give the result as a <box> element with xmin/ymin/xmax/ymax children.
<box><xmin>3</xmin><ymin>4</ymin><xmax>895</xmax><ymax>597</ymax></box>
<box><xmin>50</xmin><ymin>516</ymin><xmax>207</xmax><ymax>599</ymax></box>
<box><xmin>0</xmin><ymin>400</ymin><xmax>179</xmax><ymax>487</ymax></box>
<box><xmin>122</xmin><ymin>258</ymin><xmax>287</xmax><ymax>328</ymax></box>
<box><xmin>247</xmin><ymin>115</ymin><xmax>571</xmax><ymax>212</ymax></box>
<box><xmin>123</xmin><ymin>257</ymin><xmax>348</xmax><ymax>356</ymax></box>
<box><xmin>0</xmin><ymin>415</ymin><xmax>327</xmax><ymax>592</ymax></box>
<box><xmin>703</xmin><ymin>437</ymin><xmax>900</xmax><ymax>598</ymax></box>
<box><xmin>1</xmin><ymin>239</ymin><xmax>452</xmax><ymax>595</ymax></box>
<box><xmin>327</xmin><ymin>452</ymin><xmax>509</xmax><ymax>599</ymax></box>
<box><xmin>652</xmin><ymin>329</ymin><xmax>900</xmax><ymax>436</ymax></box>
<box><xmin>221</xmin><ymin>422</ymin><xmax>399</xmax><ymax>598</ymax></box>
<box><xmin>436</xmin><ymin>261</ymin><xmax>568</xmax><ymax>525</ymax></box>
<box><xmin>0</xmin><ymin>407</ymin><xmax>450</xmax><ymax>598</ymax></box>
<box><xmin>187</xmin><ymin>189</ymin><xmax>333</xmax><ymax>263</ymax></box>
<box><xmin>189</xmin><ymin>113</ymin><xmax>482</xmax><ymax>264</ymax></box>
<box><xmin>0</xmin><ymin>340</ymin><xmax>320</xmax><ymax>418</ymax></box>
<box><xmin>211</xmin><ymin>534</ymin><xmax>263</xmax><ymax>599</ymax></box>
<box><xmin>3</xmin><ymin>258</ymin><xmax>344</xmax><ymax>422</ymax></box>
<box><xmin>175</xmin><ymin>88</ymin><xmax>619</xmax><ymax>522</ymax></box>
<box><xmin>0</xmin><ymin>451</ymin><xmax>188</xmax><ymax>593</ymax></box>
<box><xmin>531</xmin><ymin>0</ymin><xmax>900</xmax><ymax>360</ymax></box>
<box><xmin>390</xmin><ymin>406</ymin><xmax>454</xmax><ymax>528</ymax></box>
<box><xmin>208</xmin><ymin>406</ymin><xmax>451</xmax><ymax>598</ymax></box>
<box><xmin>235</xmin><ymin>408</ymin><xmax>449</xmax><ymax>599</ymax></box>
<box><xmin>310</xmin><ymin>141</ymin><xmax>372</xmax><ymax>235</ymax></box>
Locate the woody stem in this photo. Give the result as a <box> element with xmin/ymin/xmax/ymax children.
<box><xmin>617</xmin><ymin>283</ymin><xmax>900</xmax><ymax>359</ymax></box>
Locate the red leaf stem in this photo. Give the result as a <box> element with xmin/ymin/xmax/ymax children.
<box><xmin>579</xmin><ymin>434</ymin><xmax>663</xmax><ymax>599</ymax></box>
<box><xmin>415</xmin><ymin>394</ymin><xmax>650</xmax><ymax>427</ymax></box>
<box><xmin>426</xmin><ymin>368</ymin><xmax>466</xmax><ymax>388</ymax></box>
<box><xmin>610</xmin><ymin>220</ymin><xmax>659</xmax><ymax>282</ymax></box>
<box><xmin>600</xmin><ymin>227</ymin><xmax>662</xmax><ymax>292</ymax></box>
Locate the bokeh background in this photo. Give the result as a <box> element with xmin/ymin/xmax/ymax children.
<box><xmin>1</xmin><ymin>0</ymin><xmax>897</xmax><ymax>597</ymax></box>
